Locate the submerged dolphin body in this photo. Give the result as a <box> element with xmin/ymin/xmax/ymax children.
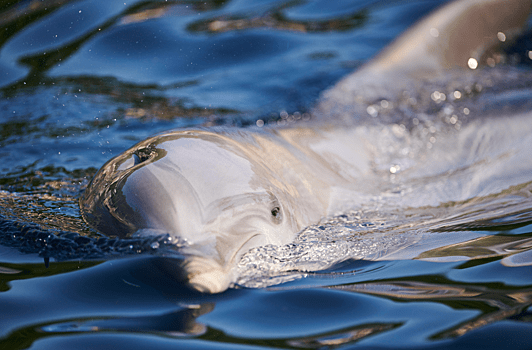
<box><xmin>81</xmin><ymin>0</ymin><xmax>532</xmax><ymax>293</ymax></box>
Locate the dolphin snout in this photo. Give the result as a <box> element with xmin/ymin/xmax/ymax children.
<box><xmin>178</xmin><ymin>228</ymin><xmax>270</xmax><ymax>293</ymax></box>
<box><xmin>183</xmin><ymin>256</ymin><xmax>232</xmax><ymax>293</ymax></box>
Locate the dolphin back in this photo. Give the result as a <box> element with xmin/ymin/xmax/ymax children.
<box><xmin>319</xmin><ymin>0</ymin><xmax>532</xmax><ymax>112</ymax></box>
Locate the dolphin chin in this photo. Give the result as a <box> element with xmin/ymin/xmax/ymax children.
<box><xmin>183</xmin><ymin>257</ymin><xmax>232</xmax><ymax>294</ymax></box>
<box><xmin>80</xmin><ymin>0</ymin><xmax>532</xmax><ymax>292</ymax></box>
<box><xmin>180</xmin><ymin>230</ymin><xmax>274</xmax><ymax>292</ymax></box>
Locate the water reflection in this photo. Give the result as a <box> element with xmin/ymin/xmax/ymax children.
<box><xmin>40</xmin><ymin>304</ymin><xmax>213</xmax><ymax>336</ymax></box>
<box><xmin>287</xmin><ymin>323</ymin><xmax>400</xmax><ymax>348</ymax></box>
<box><xmin>188</xmin><ymin>4</ymin><xmax>367</xmax><ymax>34</ymax></box>
<box><xmin>0</xmin><ymin>0</ymin><xmax>73</xmax><ymax>47</ymax></box>
<box><xmin>0</xmin><ymin>0</ymin><xmax>368</xmax><ymax>90</ymax></box>
<box><xmin>331</xmin><ymin>277</ymin><xmax>532</xmax><ymax>340</ymax></box>
<box><xmin>0</xmin><ymin>256</ymin><xmax>218</xmax><ymax>349</ymax></box>
<box><xmin>1</xmin><ymin>253</ymin><xmax>531</xmax><ymax>349</ymax></box>
<box><xmin>0</xmin><ymin>259</ymin><xmax>102</xmax><ymax>291</ymax></box>
<box><xmin>1</xmin><ymin>0</ymin><xmax>227</xmax><ymax>86</ymax></box>
<box><xmin>418</xmin><ymin>232</ymin><xmax>532</xmax><ymax>262</ymax></box>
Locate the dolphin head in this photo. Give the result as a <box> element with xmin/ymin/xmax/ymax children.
<box><xmin>81</xmin><ymin>130</ymin><xmax>302</xmax><ymax>292</ymax></box>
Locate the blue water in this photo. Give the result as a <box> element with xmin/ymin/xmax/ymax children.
<box><xmin>1</xmin><ymin>0</ymin><xmax>532</xmax><ymax>349</ymax></box>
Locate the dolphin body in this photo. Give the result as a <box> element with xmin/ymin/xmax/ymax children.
<box><xmin>81</xmin><ymin>0</ymin><xmax>532</xmax><ymax>293</ymax></box>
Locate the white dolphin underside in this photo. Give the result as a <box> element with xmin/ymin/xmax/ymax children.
<box><xmin>81</xmin><ymin>0</ymin><xmax>532</xmax><ymax>292</ymax></box>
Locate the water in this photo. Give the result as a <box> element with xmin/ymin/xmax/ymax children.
<box><xmin>1</xmin><ymin>0</ymin><xmax>532</xmax><ymax>349</ymax></box>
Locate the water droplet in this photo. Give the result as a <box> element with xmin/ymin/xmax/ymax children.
<box><xmin>450</xmin><ymin>115</ymin><xmax>458</xmax><ymax>124</ymax></box>
<box><xmin>366</xmin><ymin>105</ymin><xmax>378</xmax><ymax>117</ymax></box>
<box><xmin>389</xmin><ymin>165</ymin><xmax>400</xmax><ymax>174</ymax></box>
<box><xmin>467</xmin><ymin>58</ymin><xmax>478</xmax><ymax>70</ymax></box>
<box><xmin>431</xmin><ymin>91</ymin><xmax>445</xmax><ymax>103</ymax></box>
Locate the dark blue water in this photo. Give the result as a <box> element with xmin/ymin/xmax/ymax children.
<box><xmin>1</xmin><ymin>0</ymin><xmax>532</xmax><ymax>349</ymax></box>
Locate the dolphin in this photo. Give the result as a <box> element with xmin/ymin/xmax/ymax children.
<box><xmin>80</xmin><ymin>0</ymin><xmax>532</xmax><ymax>293</ymax></box>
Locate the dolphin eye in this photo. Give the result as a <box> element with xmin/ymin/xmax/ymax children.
<box><xmin>267</xmin><ymin>193</ymin><xmax>282</xmax><ymax>224</ymax></box>
<box><xmin>270</xmin><ymin>205</ymin><xmax>282</xmax><ymax>224</ymax></box>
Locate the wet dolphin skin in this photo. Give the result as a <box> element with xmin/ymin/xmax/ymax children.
<box><xmin>81</xmin><ymin>0</ymin><xmax>532</xmax><ymax>292</ymax></box>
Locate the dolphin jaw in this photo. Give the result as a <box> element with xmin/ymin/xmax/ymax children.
<box><xmin>171</xmin><ymin>229</ymin><xmax>267</xmax><ymax>293</ymax></box>
<box><xmin>183</xmin><ymin>256</ymin><xmax>233</xmax><ymax>293</ymax></box>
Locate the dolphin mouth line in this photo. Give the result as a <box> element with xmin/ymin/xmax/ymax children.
<box><xmin>229</xmin><ymin>233</ymin><xmax>262</xmax><ymax>265</ymax></box>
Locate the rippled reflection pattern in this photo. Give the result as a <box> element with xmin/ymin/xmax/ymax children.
<box><xmin>1</xmin><ymin>0</ymin><xmax>532</xmax><ymax>349</ymax></box>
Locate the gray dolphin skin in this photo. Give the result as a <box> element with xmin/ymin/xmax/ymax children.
<box><xmin>81</xmin><ymin>0</ymin><xmax>532</xmax><ymax>293</ymax></box>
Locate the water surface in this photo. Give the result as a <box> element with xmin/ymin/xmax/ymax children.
<box><xmin>1</xmin><ymin>0</ymin><xmax>532</xmax><ymax>349</ymax></box>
